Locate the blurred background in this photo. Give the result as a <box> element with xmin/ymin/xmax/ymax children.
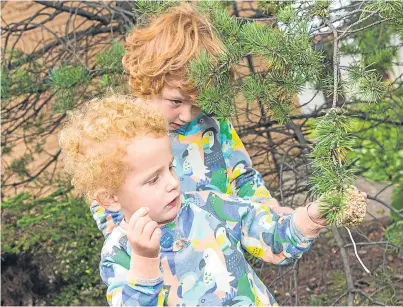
<box><xmin>1</xmin><ymin>1</ymin><xmax>402</xmax><ymax>305</ymax></box>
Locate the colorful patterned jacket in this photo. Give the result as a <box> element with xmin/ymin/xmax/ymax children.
<box><xmin>92</xmin><ymin>113</ymin><xmax>277</xmax><ymax>237</ymax></box>
<box><xmin>99</xmin><ymin>191</ymin><xmax>325</xmax><ymax>306</ymax></box>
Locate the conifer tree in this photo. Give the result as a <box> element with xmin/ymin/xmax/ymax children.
<box><xmin>133</xmin><ymin>0</ymin><xmax>402</xmax><ymax>227</ymax></box>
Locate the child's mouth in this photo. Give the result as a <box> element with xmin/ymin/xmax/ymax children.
<box><xmin>170</xmin><ymin>123</ymin><xmax>182</xmax><ymax>130</ymax></box>
<box><xmin>166</xmin><ymin>196</ymin><xmax>178</xmax><ymax>207</ymax></box>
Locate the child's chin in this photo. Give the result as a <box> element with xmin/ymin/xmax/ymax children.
<box><xmin>159</xmin><ymin>205</ymin><xmax>179</xmax><ymax>224</ymax></box>
<box><xmin>158</xmin><ymin>213</ymin><xmax>177</xmax><ymax>225</ymax></box>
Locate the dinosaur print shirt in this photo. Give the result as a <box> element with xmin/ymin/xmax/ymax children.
<box><xmin>99</xmin><ymin>191</ymin><xmax>325</xmax><ymax>306</ymax></box>
<box><xmin>92</xmin><ymin>113</ymin><xmax>275</xmax><ymax>237</ymax></box>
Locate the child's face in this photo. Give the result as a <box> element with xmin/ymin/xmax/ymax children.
<box><xmin>148</xmin><ymin>86</ymin><xmax>201</xmax><ymax>131</ymax></box>
<box><xmin>116</xmin><ymin>135</ymin><xmax>181</xmax><ymax>225</ymax></box>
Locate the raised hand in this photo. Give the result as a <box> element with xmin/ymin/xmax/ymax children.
<box><xmin>127</xmin><ymin>207</ymin><xmax>161</xmax><ymax>258</ymax></box>
<box><xmin>307</xmin><ymin>187</ymin><xmax>368</xmax><ymax>227</ymax></box>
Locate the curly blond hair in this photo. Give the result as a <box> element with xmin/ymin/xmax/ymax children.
<box><xmin>122</xmin><ymin>2</ymin><xmax>224</xmax><ymax>100</ymax></box>
<box><xmin>59</xmin><ymin>95</ymin><xmax>167</xmax><ymax>200</ymax></box>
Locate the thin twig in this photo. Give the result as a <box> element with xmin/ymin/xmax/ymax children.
<box><xmin>344</xmin><ymin>241</ymin><xmax>402</xmax><ymax>249</ymax></box>
<box><xmin>331</xmin><ymin>291</ymin><xmax>348</xmax><ymax>306</ymax></box>
<box><xmin>325</xmin><ymin>19</ymin><xmax>340</xmax><ymax>108</ymax></box>
<box><xmin>332</xmin><ymin>226</ymin><xmax>355</xmax><ymax>306</ymax></box>
<box><xmin>367</xmin><ymin>195</ymin><xmax>403</xmax><ymax>220</ymax></box>
<box><xmin>345</xmin><ymin>227</ymin><xmax>371</xmax><ymax>274</ymax></box>
<box><xmin>337</xmin><ymin>11</ymin><xmax>378</xmax><ymax>39</ymax></box>
<box><xmin>375</xmin><ymin>183</ymin><xmax>396</xmax><ymax>198</ymax></box>
<box><xmin>293</xmin><ymin>259</ymin><xmax>299</xmax><ymax>306</ymax></box>
<box><xmin>352</xmin><ymin>289</ymin><xmax>386</xmax><ymax>306</ymax></box>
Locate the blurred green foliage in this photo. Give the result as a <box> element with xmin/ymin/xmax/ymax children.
<box><xmin>1</xmin><ymin>191</ymin><xmax>105</xmax><ymax>305</ymax></box>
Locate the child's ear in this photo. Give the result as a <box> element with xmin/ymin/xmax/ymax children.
<box><xmin>94</xmin><ymin>189</ymin><xmax>121</xmax><ymax>212</ymax></box>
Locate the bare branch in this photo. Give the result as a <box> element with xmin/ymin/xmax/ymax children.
<box><xmin>367</xmin><ymin>195</ymin><xmax>403</xmax><ymax>220</ymax></box>
<box><xmin>35</xmin><ymin>1</ymin><xmax>112</xmax><ymax>25</ymax></box>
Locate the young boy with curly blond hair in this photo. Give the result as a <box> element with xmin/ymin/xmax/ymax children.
<box><xmin>59</xmin><ymin>95</ymin><xmax>366</xmax><ymax>306</ymax></box>
<box><xmin>90</xmin><ymin>2</ymin><xmax>295</xmax><ymax>239</ymax></box>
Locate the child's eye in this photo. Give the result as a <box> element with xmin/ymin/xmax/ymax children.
<box><xmin>169</xmin><ymin>164</ymin><xmax>175</xmax><ymax>171</ymax></box>
<box><xmin>170</xmin><ymin>100</ymin><xmax>182</xmax><ymax>106</ymax></box>
<box><xmin>148</xmin><ymin>175</ymin><xmax>159</xmax><ymax>185</ymax></box>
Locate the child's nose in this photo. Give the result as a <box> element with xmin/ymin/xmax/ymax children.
<box><xmin>178</xmin><ymin>105</ymin><xmax>192</xmax><ymax>123</ymax></box>
<box><xmin>167</xmin><ymin>172</ymin><xmax>179</xmax><ymax>192</ymax></box>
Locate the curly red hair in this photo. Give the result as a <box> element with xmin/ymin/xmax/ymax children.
<box><xmin>122</xmin><ymin>2</ymin><xmax>224</xmax><ymax>100</ymax></box>
<box><xmin>59</xmin><ymin>95</ymin><xmax>167</xmax><ymax>200</ymax></box>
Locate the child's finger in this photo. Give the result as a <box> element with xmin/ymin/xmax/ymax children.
<box><xmin>142</xmin><ymin>220</ymin><xmax>159</xmax><ymax>240</ymax></box>
<box><xmin>150</xmin><ymin>227</ymin><xmax>162</xmax><ymax>249</ymax></box>
<box><xmin>133</xmin><ymin>215</ymin><xmax>152</xmax><ymax>235</ymax></box>
<box><xmin>128</xmin><ymin>207</ymin><xmax>149</xmax><ymax>230</ymax></box>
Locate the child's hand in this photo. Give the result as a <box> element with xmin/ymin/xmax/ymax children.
<box><xmin>307</xmin><ymin>188</ymin><xmax>368</xmax><ymax>226</ymax></box>
<box><xmin>127</xmin><ymin>207</ymin><xmax>161</xmax><ymax>258</ymax></box>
